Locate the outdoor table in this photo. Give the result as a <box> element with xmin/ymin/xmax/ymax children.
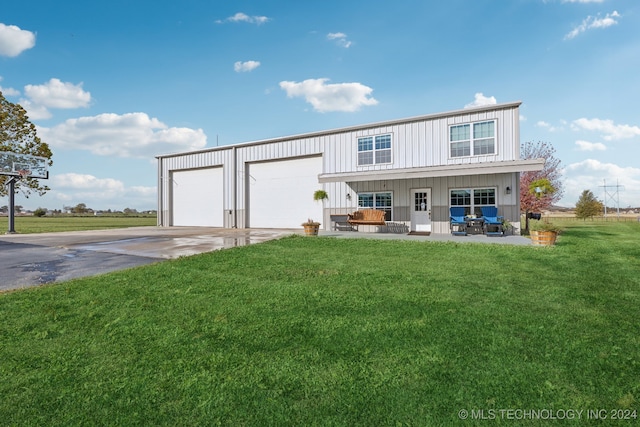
<box><xmin>466</xmin><ymin>218</ymin><xmax>485</xmax><ymax>235</ymax></box>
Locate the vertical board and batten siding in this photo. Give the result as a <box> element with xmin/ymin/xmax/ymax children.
<box><xmin>157</xmin><ymin>103</ymin><xmax>522</xmax><ymax>230</ymax></box>
<box><xmin>321</xmin><ymin>104</ymin><xmax>518</xmax><ymax>174</ymax></box>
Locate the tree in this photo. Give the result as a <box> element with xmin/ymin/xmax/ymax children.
<box><xmin>73</xmin><ymin>203</ymin><xmax>88</xmax><ymax>214</ymax></box>
<box><xmin>33</xmin><ymin>207</ymin><xmax>47</xmax><ymax>217</ymax></box>
<box><xmin>575</xmin><ymin>190</ymin><xmax>603</xmax><ymax>220</ymax></box>
<box><xmin>520</xmin><ymin>141</ymin><xmax>563</xmax><ymax>230</ymax></box>
<box><xmin>0</xmin><ymin>91</ymin><xmax>53</xmax><ymax>197</ymax></box>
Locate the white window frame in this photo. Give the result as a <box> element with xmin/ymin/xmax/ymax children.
<box><xmin>449</xmin><ymin>120</ymin><xmax>496</xmax><ymax>158</ymax></box>
<box><xmin>357</xmin><ymin>134</ymin><xmax>393</xmax><ymax>166</ymax></box>
<box><xmin>357</xmin><ymin>191</ymin><xmax>393</xmax><ymax>221</ymax></box>
<box><xmin>450</xmin><ymin>187</ymin><xmax>497</xmax><ymax>217</ymax></box>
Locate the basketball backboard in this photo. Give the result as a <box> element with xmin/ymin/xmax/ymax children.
<box><xmin>0</xmin><ymin>151</ymin><xmax>49</xmax><ymax>179</ymax></box>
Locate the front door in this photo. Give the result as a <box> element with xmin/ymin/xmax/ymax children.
<box><xmin>411</xmin><ymin>189</ymin><xmax>431</xmax><ymax>232</ymax></box>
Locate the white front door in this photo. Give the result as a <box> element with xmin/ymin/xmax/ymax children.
<box><xmin>411</xmin><ymin>188</ymin><xmax>431</xmax><ymax>232</ymax></box>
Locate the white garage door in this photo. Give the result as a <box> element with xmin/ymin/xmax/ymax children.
<box><xmin>172</xmin><ymin>167</ymin><xmax>223</xmax><ymax>226</ymax></box>
<box><xmin>248</xmin><ymin>156</ymin><xmax>323</xmax><ymax>228</ymax></box>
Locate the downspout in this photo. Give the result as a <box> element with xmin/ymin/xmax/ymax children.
<box><xmin>233</xmin><ymin>146</ymin><xmax>238</xmax><ymax>228</ymax></box>
<box><xmin>157</xmin><ymin>157</ymin><xmax>162</xmax><ymax>227</ymax></box>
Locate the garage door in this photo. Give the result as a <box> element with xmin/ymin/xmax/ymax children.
<box><xmin>172</xmin><ymin>167</ymin><xmax>223</xmax><ymax>226</ymax></box>
<box><xmin>248</xmin><ymin>156</ymin><xmax>323</xmax><ymax>228</ymax></box>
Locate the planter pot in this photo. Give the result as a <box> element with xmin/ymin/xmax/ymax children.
<box><xmin>303</xmin><ymin>224</ymin><xmax>320</xmax><ymax>236</ymax></box>
<box><xmin>530</xmin><ymin>230</ymin><xmax>558</xmax><ymax>246</ymax></box>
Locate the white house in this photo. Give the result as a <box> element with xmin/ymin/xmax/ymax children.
<box><xmin>156</xmin><ymin>101</ymin><xmax>544</xmax><ymax>234</ymax></box>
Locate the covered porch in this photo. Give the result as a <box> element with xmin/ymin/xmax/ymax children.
<box><xmin>318</xmin><ymin>159</ymin><xmax>544</xmax><ymax>235</ymax></box>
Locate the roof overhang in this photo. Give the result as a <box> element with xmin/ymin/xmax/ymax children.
<box><xmin>318</xmin><ymin>159</ymin><xmax>545</xmax><ymax>183</ymax></box>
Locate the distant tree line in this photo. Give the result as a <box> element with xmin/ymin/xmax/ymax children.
<box><xmin>1</xmin><ymin>203</ymin><xmax>155</xmax><ymax>216</ymax></box>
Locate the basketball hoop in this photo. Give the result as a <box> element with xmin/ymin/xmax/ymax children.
<box><xmin>17</xmin><ymin>169</ymin><xmax>30</xmax><ymax>179</ymax></box>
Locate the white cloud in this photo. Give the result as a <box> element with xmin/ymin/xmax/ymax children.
<box><xmin>216</xmin><ymin>12</ymin><xmax>270</xmax><ymax>25</ymax></box>
<box><xmin>38</xmin><ymin>112</ymin><xmax>207</xmax><ymax>158</ymax></box>
<box><xmin>536</xmin><ymin>120</ymin><xmax>562</xmax><ymax>132</ymax></box>
<box><xmin>0</xmin><ymin>86</ymin><xmax>19</xmax><ymax>96</ymax></box>
<box><xmin>464</xmin><ymin>93</ymin><xmax>497</xmax><ymax>109</ymax></box>
<box><xmin>0</xmin><ymin>23</ymin><xmax>36</xmax><ymax>57</ymax></box>
<box><xmin>565</xmin><ymin>11</ymin><xmax>620</xmax><ymax>40</ymax></box>
<box><xmin>17</xmin><ymin>99</ymin><xmax>51</xmax><ymax>120</ymax></box>
<box><xmin>19</xmin><ymin>78</ymin><xmax>92</xmax><ymax>119</ymax></box>
<box><xmin>562</xmin><ymin>159</ymin><xmax>640</xmax><ymax>207</ymax></box>
<box><xmin>0</xmin><ymin>76</ymin><xmax>20</xmax><ymax>96</ymax></box>
<box><xmin>49</xmin><ymin>173</ymin><xmax>156</xmax><ymax>210</ymax></box>
<box><xmin>571</xmin><ymin>118</ymin><xmax>640</xmax><ymax>140</ymax></box>
<box><xmin>234</xmin><ymin>60</ymin><xmax>261</xmax><ymax>72</ymax></box>
<box><xmin>327</xmin><ymin>32</ymin><xmax>352</xmax><ymax>48</ymax></box>
<box><xmin>53</xmin><ymin>173</ymin><xmax>124</xmax><ymax>192</ymax></box>
<box><xmin>24</xmin><ymin>78</ymin><xmax>91</xmax><ymax>109</ymax></box>
<box><xmin>575</xmin><ymin>140</ymin><xmax>606</xmax><ymax>151</ymax></box>
<box><xmin>279</xmin><ymin>78</ymin><xmax>378</xmax><ymax>113</ymax></box>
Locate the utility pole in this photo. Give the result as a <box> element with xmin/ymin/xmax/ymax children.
<box><xmin>600</xmin><ymin>179</ymin><xmax>625</xmax><ymax>218</ymax></box>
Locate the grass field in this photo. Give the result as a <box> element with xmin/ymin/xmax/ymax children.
<box><xmin>0</xmin><ymin>215</ymin><xmax>157</xmax><ymax>233</ymax></box>
<box><xmin>0</xmin><ymin>222</ymin><xmax>638</xmax><ymax>425</ymax></box>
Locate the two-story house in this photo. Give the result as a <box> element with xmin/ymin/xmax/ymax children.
<box><xmin>156</xmin><ymin>101</ymin><xmax>544</xmax><ymax>234</ymax></box>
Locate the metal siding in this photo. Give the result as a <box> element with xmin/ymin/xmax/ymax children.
<box><xmin>158</xmin><ymin>103</ymin><xmax>521</xmax><ymax>230</ymax></box>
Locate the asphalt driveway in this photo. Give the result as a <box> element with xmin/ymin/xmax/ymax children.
<box><xmin>0</xmin><ymin>227</ymin><xmax>297</xmax><ymax>292</ymax></box>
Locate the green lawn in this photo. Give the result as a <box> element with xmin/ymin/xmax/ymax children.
<box><xmin>0</xmin><ymin>215</ymin><xmax>156</xmax><ymax>233</ymax></box>
<box><xmin>1</xmin><ymin>223</ymin><xmax>638</xmax><ymax>426</ymax></box>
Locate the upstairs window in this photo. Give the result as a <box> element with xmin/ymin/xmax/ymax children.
<box><xmin>357</xmin><ymin>134</ymin><xmax>392</xmax><ymax>165</ymax></box>
<box><xmin>449</xmin><ymin>120</ymin><xmax>495</xmax><ymax>158</ymax></box>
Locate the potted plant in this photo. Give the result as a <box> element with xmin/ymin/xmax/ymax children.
<box><xmin>313</xmin><ymin>189</ymin><xmax>329</xmax><ymax>202</ymax></box>
<box><xmin>301</xmin><ymin>190</ymin><xmax>328</xmax><ymax>236</ymax></box>
<box><xmin>301</xmin><ymin>218</ymin><xmax>321</xmax><ymax>236</ymax></box>
<box><xmin>501</xmin><ymin>219</ymin><xmax>513</xmax><ymax>236</ymax></box>
<box><xmin>529</xmin><ymin>220</ymin><xmax>562</xmax><ymax>246</ymax></box>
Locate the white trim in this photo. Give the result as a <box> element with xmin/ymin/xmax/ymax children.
<box><xmin>356</xmin><ymin>133</ymin><xmax>393</xmax><ymax>167</ymax></box>
<box><xmin>449</xmin><ymin>119</ymin><xmax>497</xmax><ymax>159</ymax></box>
<box><xmin>318</xmin><ymin>159</ymin><xmax>544</xmax><ymax>183</ymax></box>
<box><xmin>357</xmin><ymin>191</ymin><xmax>393</xmax><ymax>221</ymax></box>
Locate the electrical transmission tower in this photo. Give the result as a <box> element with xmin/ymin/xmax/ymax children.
<box><xmin>599</xmin><ymin>179</ymin><xmax>625</xmax><ymax>217</ymax></box>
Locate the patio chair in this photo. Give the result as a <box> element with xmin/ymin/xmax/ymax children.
<box><xmin>449</xmin><ymin>207</ymin><xmax>467</xmax><ymax>236</ymax></box>
<box><xmin>480</xmin><ymin>206</ymin><xmax>504</xmax><ymax>236</ymax></box>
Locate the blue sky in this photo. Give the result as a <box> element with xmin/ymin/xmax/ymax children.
<box><xmin>2</xmin><ymin>0</ymin><xmax>639</xmax><ymax>211</ymax></box>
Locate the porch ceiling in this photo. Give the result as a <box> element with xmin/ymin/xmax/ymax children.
<box><xmin>317</xmin><ymin>159</ymin><xmax>545</xmax><ymax>183</ymax></box>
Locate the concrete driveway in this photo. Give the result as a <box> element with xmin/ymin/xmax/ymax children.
<box><xmin>1</xmin><ymin>226</ymin><xmax>531</xmax><ymax>292</ymax></box>
<box><xmin>0</xmin><ymin>227</ymin><xmax>298</xmax><ymax>292</ymax></box>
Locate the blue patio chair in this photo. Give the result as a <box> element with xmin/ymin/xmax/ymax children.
<box><xmin>480</xmin><ymin>206</ymin><xmax>504</xmax><ymax>236</ymax></box>
<box><xmin>449</xmin><ymin>207</ymin><xmax>467</xmax><ymax>236</ymax></box>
